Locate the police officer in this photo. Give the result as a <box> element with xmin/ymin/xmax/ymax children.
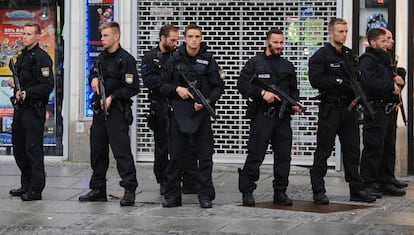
<box><xmin>237</xmin><ymin>28</ymin><xmax>300</xmax><ymax>207</ymax></box>
<box><xmin>160</xmin><ymin>24</ymin><xmax>224</xmax><ymax>208</ymax></box>
<box><xmin>141</xmin><ymin>24</ymin><xmax>199</xmax><ymax>196</ymax></box>
<box><xmin>359</xmin><ymin>28</ymin><xmax>406</xmax><ymax>197</ymax></box>
<box><xmin>78</xmin><ymin>22</ymin><xmax>139</xmax><ymax>206</ymax></box>
<box><xmin>8</xmin><ymin>22</ymin><xmax>54</xmax><ymax>201</ymax></box>
<box><xmin>376</xmin><ymin>28</ymin><xmax>408</xmax><ymax>190</ymax></box>
<box><xmin>309</xmin><ymin>18</ymin><xmax>375</xmax><ymax>204</ymax></box>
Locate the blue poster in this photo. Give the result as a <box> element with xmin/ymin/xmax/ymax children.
<box><xmin>84</xmin><ymin>0</ymin><xmax>114</xmax><ymax>118</ymax></box>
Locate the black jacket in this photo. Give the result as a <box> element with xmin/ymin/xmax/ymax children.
<box><xmin>237</xmin><ymin>52</ymin><xmax>299</xmax><ymax>111</ymax></box>
<box><xmin>15</xmin><ymin>43</ymin><xmax>54</xmax><ymax>104</ymax></box>
<box><xmin>141</xmin><ymin>46</ymin><xmax>172</xmax><ymax>97</ymax></box>
<box><xmin>89</xmin><ymin>46</ymin><xmax>139</xmax><ymax>102</ymax></box>
<box><xmin>160</xmin><ymin>42</ymin><xmax>223</xmax><ymax>104</ymax></box>
<box><xmin>308</xmin><ymin>43</ymin><xmax>356</xmax><ymax>99</ymax></box>
<box><xmin>160</xmin><ymin>42</ymin><xmax>224</xmax><ymax>133</ymax></box>
<box><xmin>359</xmin><ymin>47</ymin><xmax>397</xmax><ymax>102</ymax></box>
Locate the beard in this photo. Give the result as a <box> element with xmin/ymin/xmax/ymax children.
<box><xmin>163</xmin><ymin>43</ymin><xmax>175</xmax><ymax>52</ymax></box>
<box><xmin>270</xmin><ymin>47</ymin><xmax>283</xmax><ymax>56</ymax></box>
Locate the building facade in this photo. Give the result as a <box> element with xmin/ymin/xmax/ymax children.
<box><xmin>2</xmin><ymin>1</ymin><xmax>411</xmax><ymax>174</ymax></box>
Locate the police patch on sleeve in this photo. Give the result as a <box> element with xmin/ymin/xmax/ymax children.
<box><xmin>125</xmin><ymin>74</ymin><xmax>134</xmax><ymax>84</ymax></box>
<box><xmin>41</xmin><ymin>67</ymin><xmax>50</xmax><ymax>77</ymax></box>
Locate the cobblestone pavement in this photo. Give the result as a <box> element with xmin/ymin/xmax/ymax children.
<box><xmin>0</xmin><ymin>160</ymin><xmax>414</xmax><ymax>234</ymax></box>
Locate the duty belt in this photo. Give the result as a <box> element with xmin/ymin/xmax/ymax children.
<box><xmin>28</xmin><ymin>99</ymin><xmax>43</xmax><ymax>107</ymax></box>
<box><xmin>370</xmin><ymin>100</ymin><xmax>397</xmax><ymax>114</ymax></box>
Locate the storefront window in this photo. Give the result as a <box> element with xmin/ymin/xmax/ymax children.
<box><xmin>0</xmin><ymin>0</ymin><xmax>63</xmax><ymax>156</ymax></box>
<box><xmin>353</xmin><ymin>0</ymin><xmax>395</xmax><ymax>54</ymax></box>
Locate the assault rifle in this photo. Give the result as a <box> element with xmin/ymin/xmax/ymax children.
<box><xmin>8</xmin><ymin>58</ymin><xmax>23</xmax><ymax>109</ymax></box>
<box><xmin>249</xmin><ymin>75</ymin><xmax>306</xmax><ymax>118</ymax></box>
<box><xmin>178</xmin><ymin>70</ymin><xmax>218</xmax><ymax>120</ymax></box>
<box><xmin>95</xmin><ymin>60</ymin><xmax>108</xmax><ymax>119</ymax></box>
<box><xmin>339</xmin><ymin>61</ymin><xmax>375</xmax><ymax>119</ymax></box>
<box><xmin>392</xmin><ymin>55</ymin><xmax>407</xmax><ymax>126</ymax></box>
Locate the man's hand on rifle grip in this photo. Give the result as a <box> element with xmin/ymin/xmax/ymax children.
<box><xmin>176</xmin><ymin>86</ymin><xmax>194</xmax><ymax>100</ymax></box>
<box><xmin>91</xmin><ymin>77</ymin><xmax>100</xmax><ymax>95</ymax></box>
<box><xmin>261</xmin><ymin>89</ymin><xmax>281</xmax><ymax>103</ymax></box>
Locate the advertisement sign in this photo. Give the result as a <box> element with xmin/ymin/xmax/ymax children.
<box><xmin>84</xmin><ymin>0</ymin><xmax>114</xmax><ymax>118</ymax></box>
<box><xmin>0</xmin><ymin>9</ymin><xmax>56</xmax><ymax>146</ymax></box>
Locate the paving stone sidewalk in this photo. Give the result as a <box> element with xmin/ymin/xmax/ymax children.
<box><xmin>0</xmin><ymin>160</ymin><xmax>414</xmax><ymax>235</ymax></box>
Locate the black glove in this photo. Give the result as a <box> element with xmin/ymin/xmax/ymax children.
<box><xmin>397</xmin><ymin>67</ymin><xmax>406</xmax><ymax>79</ymax></box>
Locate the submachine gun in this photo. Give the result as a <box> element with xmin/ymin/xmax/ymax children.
<box><xmin>178</xmin><ymin>70</ymin><xmax>218</xmax><ymax>120</ymax></box>
<box><xmin>339</xmin><ymin>60</ymin><xmax>376</xmax><ymax>119</ymax></box>
<box><xmin>8</xmin><ymin>58</ymin><xmax>23</xmax><ymax>109</ymax></box>
<box><xmin>249</xmin><ymin>75</ymin><xmax>306</xmax><ymax>118</ymax></box>
<box><xmin>94</xmin><ymin>60</ymin><xmax>108</xmax><ymax>119</ymax></box>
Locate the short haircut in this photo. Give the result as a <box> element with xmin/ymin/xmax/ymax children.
<box><xmin>99</xmin><ymin>21</ymin><xmax>120</xmax><ymax>34</ymax></box>
<box><xmin>266</xmin><ymin>28</ymin><xmax>283</xmax><ymax>39</ymax></box>
<box><xmin>24</xmin><ymin>22</ymin><xmax>41</xmax><ymax>35</ymax></box>
<box><xmin>184</xmin><ymin>24</ymin><xmax>202</xmax><ymax>36</ymax></box>
<box><xmin>328</xmin><ymin>18</ymin><xmax>347</xmax><ymax>32</ymax></box>
<box><xmin>366</xmin><ymin>28</ymin><xmax>386</xmax><ymax>43</ymax></box>
<box><xmin>159</xmin><ymin>24</ymin><xmax>179</xmax><ymax>39</ymax></box>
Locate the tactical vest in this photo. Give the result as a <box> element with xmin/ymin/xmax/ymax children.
<box><xmin>173</xmin><ymin>50</ymin><xmax>213</xmax><ymax>97</ymax></box>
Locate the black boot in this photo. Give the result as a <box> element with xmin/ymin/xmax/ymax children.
<box><xmin>21</xmin><ymin>191</ymin><xmax>42</xmax><ymax>201</ymax></box>
<box><xmin>199</xmin><ymin>198</ymin><xmax>212</xmax><ymax>209</ymax></box>
<box><xmin>379</xmin><ymin>184</ymin><xmax>406</xmax><ymax>196</ymax></box>
<box><xmin>242</xmin><ymin>192</ymin><xmax>255</xmax><ymax>206</ymax></box>
<box><xmin>392</xmin><ymin>179</ymin><xmax>408</xmax><ymax>189</ymax></box>
<box><xmin>120</xmin><ymin>190</ymin><xmax>135</xmax><ymax>206</ymax></box>
<box><xmin>79</xmin><ymin>189</ymin><xmax>107</xmax><ymax>202</ymax></box>
<box><xmin>313</xmin><ymin>192</ymin><xmax>329</xmax><ymax>204</ymax></box>
<box><xmin>162</xmin><ymin>198</ymin><xmax>182</xmax><ymax>208</ymax></box>
<box><xmin>273</xmin><ymin>192</ymin><xmax>293</xmax><ymax>206</ymax></box>
<box><xmin>366</xmin><ymin>185</ymin><xmax>382</xmax><ymax>199</ymax></box>
<box><xmin>350</xmin><ymin>188</ymin><xmax>376</xmax><ymax>203</ymax></box>
<box><xmin>9</xmin><ymin>187</ymin><xmax>26</xmax><ymax>196</ymax></box>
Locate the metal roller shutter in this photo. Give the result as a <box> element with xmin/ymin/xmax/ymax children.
<box><xmin>135</xmin><ymin>0</ymin><xmax>339</xmax><ymax>166</ymax></box>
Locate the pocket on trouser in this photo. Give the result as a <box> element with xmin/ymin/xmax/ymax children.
<box><xmin>124</xmin><ymin>106</ymin><xmax>133</xmax><ymax>125</ymax></box>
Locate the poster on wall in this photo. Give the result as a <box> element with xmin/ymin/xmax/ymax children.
<box><xmin>0</xmin><ymin>9</ymin><xmax>56</xmax><ymax>146</ymax></box>
<box><xmin>84</xmin><ymin>0</ymin><xmax>114</xmax><ymax>118</ymax></box>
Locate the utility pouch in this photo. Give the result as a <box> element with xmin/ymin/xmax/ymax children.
<box><xmin>120</xmin><ymin>99</ymin><xmax>133</xmax><ymax>125</ymax></box>
<box><xmin>245</xmin><ymin>99</ymin><xmax>257</xmax><ymax>120</ymax></box>
<box><xmin>91</xmin><ymin>96</ymin><xmax>101</xmax><ymax>114</ymax></box>
<box><xmin>144</xmin><ymin>109</ymin><xmax>156</xmax><ymax>130</ymax></box>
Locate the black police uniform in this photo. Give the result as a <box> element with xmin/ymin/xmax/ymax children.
<box><xmin>359</xmin><ymin>47</ymin><xmax>405</xmax><ymax>195</ymax></box>
<box><xmin>237</xmin><ymin>52</ymin><xmax>298</xmax><ymax>199</ymax></box>
<box><xmin>87</xmin><ymin>46</ymin><xmax>139</xmax><ymax>195</ymax></box>
<box><xmin>141</xmin><ymin>46</ymin><xmax>199</xmax><ymax>193</ymax></box>
<box><xmin>11</xmin><ymin>43</ymin><xmax>54</xmax><ymax>200</ymax></box>
<box><xmin>160</xmin><ymin>42</ymin><xmax>224</xmax><ymax>207</ymax></box>
<box><xmin>309</xmin><ymin>44</ymin><xmax>369</xmax><ymax>199</ymax></box>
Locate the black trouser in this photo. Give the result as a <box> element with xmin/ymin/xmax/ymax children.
<box><xmin>239</xmin><ymin>111</ymin><xmax>292</xmax><ymax>193</ymax></box>
<box><xmin>151</xmin><ymin>101</ymin><xmax>199</xmax><ymax>187</ymax></box>
<box><xmin>381</xmin><ymin>110</ymin><xmax>397</xmax><ymax>182</ymax></box>
<box><xmin>164</xmin><ymin>114</ymin><xmax>215</xmax><ymax>202</ymax></box>
<box><xmin>310</xmin><ymin>102</ymin><xmax>364</xmax><ymax>193</ymax></box>
<box><xmin>89</xmin><ymin>108</ymin><xmax>138</xmax><ymax>191</ymax></box>
<box><xmin>360</xmin><ymin>105</ymin><xmax>397</xmax><ymax>186</ymax></box>
<box><xmin>152</xmin><ymin>102</ymin><xmax>169</xmax><ymax>184</ymax></box>
<box><xmin>12</xmin><ymin>102</ymin><xmax>46</xmax><ymax>193</ymax></box>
